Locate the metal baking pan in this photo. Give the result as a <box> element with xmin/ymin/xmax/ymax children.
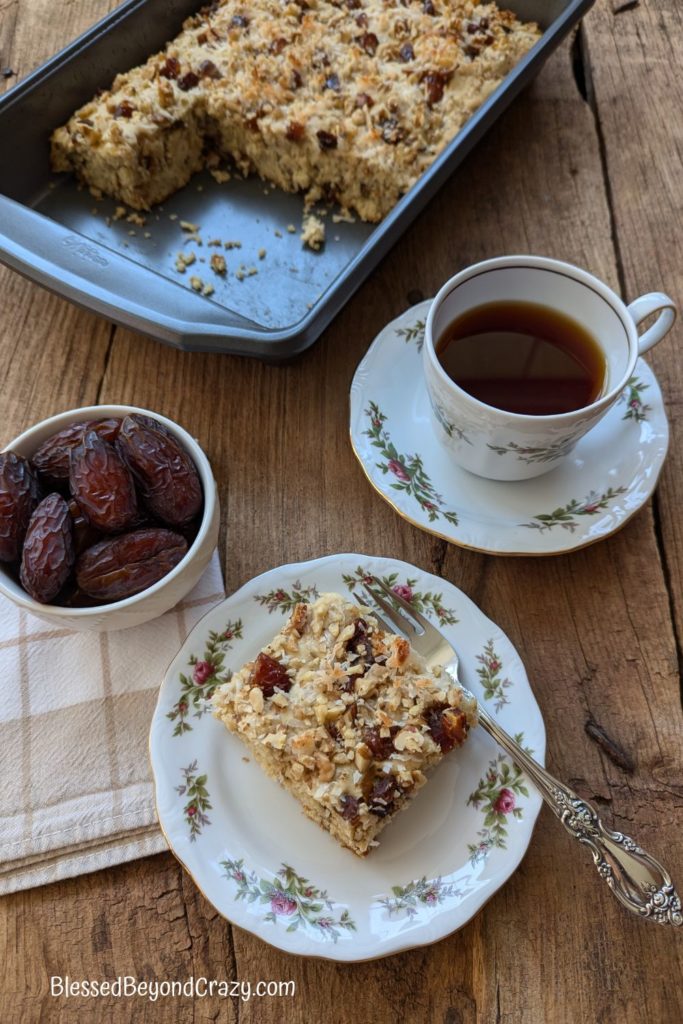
<box><xmin>0</xmin><ymin>0</ymin><xmax>594</xmax><ymax>359</ymax></box>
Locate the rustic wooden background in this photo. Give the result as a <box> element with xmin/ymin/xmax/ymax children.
<box><xmin>1</xmin><ymin>0</ymin><xmax>682</xmax><ymax>1021</ymax></box>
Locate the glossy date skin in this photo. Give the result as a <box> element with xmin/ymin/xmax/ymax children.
<box><xmin>19</xmin><ymin>493</ymin><xmax>75</xmax><ymax>603</ymax></box>
<box><xmin>0</xmin><ymin>451</ymin><xmax>41</xmax><ymax>563</ymax></box>
<box><xmin>32</xmin><ymin>418</ymin><xmax>121</xmax><ymax>483</ymax></box>
<box><xmin>117</xmin><ymin>415</ymin><xmax>203</xmax><ymax>527</ymax></box>
<box><xmin>69</xmin><ymin>431</ymin><xmax>138</xmax><ymax>533</ymax></box>
<box><xmin>76</xmin><ymin>528</ymin><xmax>188</xmax><ymax>601</ymax></box>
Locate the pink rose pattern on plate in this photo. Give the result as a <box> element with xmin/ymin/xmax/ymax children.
<box><xmin>620</xmin><ymin>376</ymin><xmax>651</xmax><ymax>423</ymax></box>
<box><xmin>476</xmin><ymin>639</ymin><xmax>513</xmax><ymax>713</ymax></box>
<box><xmin>168</xmin><ymin>620</ymin><xmax>243</xmax><ymax>736</ymax></box>
<box><xmin>342</xmin><ymin>564</ymin><xmax>458</xmax><ymax>626</ymax></box>
<box><xmin>363</xmin><ymin>401</ymin><xmax>459</xmax><ymax>525</ymax></box>
<box><xmin>253</xmin><ymin>579</ymin><xmax>320</xmax><ymax>614</ymax></box>
<box><xmin>521</xmin><ymin>487</ymin><xmax>627</xmax><ymax>534</ymax></box>
<box><xmin>220</xmin><ymin>860</ymin><xmax>356</xmax><ymax>943</ymax></box>
<box><xmin>176</xmin><ymin>760</ymin><xmax>211</xmax><ymax>841</ymax></box>
<box><xmin>467</xmin><ymin>734</ymin><xmax>532</xmax><ymax>865</ymax></box>
<box><xmin>378</xmin><ymin>875</ymin><xmax>463</xmax><ymax>918</ymax></box>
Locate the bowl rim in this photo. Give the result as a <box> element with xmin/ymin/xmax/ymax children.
<box><xmin>0</xmin><ymin>404</ymin><xmax>216</xmax><ymax>618</ymax></box>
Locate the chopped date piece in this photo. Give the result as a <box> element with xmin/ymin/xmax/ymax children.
<box><xmin>399</xmin><ymin>42</ymin><xmax>415</xmax><ymax>61</ymax></box>
<box><xmin>324</xmin><ymin>73</ymin><xmax>341</xmax><ymax>92</ymax></box>
<box><xmin>356</xmin><ymin>31</ymin><xmax>379</xmax><ymax>56</ymax></box>
<box><xmin>422</xmin><ymin>70</ymin><xmax>450</xmax><ymax>106</ymax></box>
<box><xmin>423</xmin><ymin>0</ymin><xmax>436</xmax><ymax>13</ymax></box>
<box><xmin>367</xmin><ymin>773</ymin><xmax>399</xmax><ymax>817</ymax></box>
<box><xmin>336</xmin><ymin>674</ymin><xmax>356</xmax><ymax>694</ymax></box>
<box><xmin>345</xmin><ymin>0</ymin><xmax>362</xmax><ymax>8</ymax></box>
<box><xmin>20</xmin><ymin>494</ymin><xmax>75</xmax><ymax>604</ymax></box>
<box><xmin>231</xmin><ymin>14</ymin><xmax>250</xmax><ymax>27</ymax></box>
<box><xmin>0</xmin><ymin>452</ymin><xmax>41</xmax><ymax>562</ymax></box>
<box><xmin>380</xmin><ymin>116</ymin><xmax>404</xmax><ymax>144</ymax></box>
<box><xmin>178</xmin><ymin>71</ymin><xmax>200</xmax><ymax>91</ymax></box>
<box><xmin>76</xmin><ymin>528</ymin><xmax>187</xmax><ymax>601</ymax></box>
<box><xmin>113</xmin><ymin>101</ymin><xmax>135</xmax><ymax>118</ymax></box>
<box><xmin>250</xmin><ymin>652</ymin><xmax>292</xmax><ymax>697</ymax></box>
<box><xmin>32</xmin><ymin>418</ymin><xmax>121</xmax><ymax>483</ymax></box>
<box><xmin>269</xmin><ymin>37</ymin><xmax>288</xmax><ymax>54</ymax></box>
<box><xmin>316</xmin><ymin>129</ymin><xmax>338</xmax><ymax>150</ymax></box>
<box><xmin>116</xmin><ymin>414</ymin><xmax>202</xmax><ymax>527</ymax></box>
<box><xmin>69</xmin><ymin>431</ymin><xmax>138</xmax><ymax>533</ymax></box>
<box><xmin>424</xmin><ymin>702</ymin><xmax>468</xmax><ymax>753</ymax></box>
<box><xmin>199</xmin><ymin>59</ymin><xmax>222</xmax><ymax>78</ymax></box>
<box><xmin>362</xmin><ymin>725</ymin><xmax>397</xmax><ymax>760</ymax></box>
<box><xmin>355</xmin><ymin>92</ymin><xmax>375</xmax><ymax>108</ymax></box>
<box><xmin>339</xmin><ymin>794</ymin><xmax>361</xmax><ymax>822</ymax></box>
<box><xmin>290</xmin><ymin>69</ymin><xmax>303</xmax><ymax>89</ymax></box>
<box><xmin>285</xmin><ymin>120</ymin><xmax>305</xmax><ymax>141</ymax></box>
<box><xmin>159</xmin><ymin>56</ymin><xmax>181</xmax><ymax>80</ymax></box>
<box><xmin>346</xmin><ymin>617</ymin><xmax>371</xmax><ymax>657</ymax></box>
<box><xmin>355</xmin><ymin>12</ymin><xmax>368</xmax><ymax>27</ymax></box>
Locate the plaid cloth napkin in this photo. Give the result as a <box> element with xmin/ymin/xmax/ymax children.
<box><xmin>0</xmin><ymin>552</ymin><xmax>225</xmax><ymax>894</ymax></box>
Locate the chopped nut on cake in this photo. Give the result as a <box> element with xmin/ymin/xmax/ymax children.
<box><xmin>212</xmin><ymin>593</ymin><xmax>477</xmax><ymax>855</ymax></box>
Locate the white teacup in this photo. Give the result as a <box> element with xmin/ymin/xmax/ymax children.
<box><xmin>423</xmin><ymin>256</ymin><xmax>676</xmax><ymax>481</ymax></box>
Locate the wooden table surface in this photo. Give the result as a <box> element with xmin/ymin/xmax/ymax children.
<box><xmin>1</xmin><ymin>1</ymin><xmax>682</xmax><ymax>1021</ymax></box>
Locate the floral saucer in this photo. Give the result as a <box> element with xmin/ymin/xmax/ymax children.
<box><xmin>349</xmin><ymin>301</ymin><xmax>669</xmax><ymax>555</ymax></box>
<box><xmin>150</xmin><ymin>554</ymin><xmax>545</xmax><ymax>961</ymax></box>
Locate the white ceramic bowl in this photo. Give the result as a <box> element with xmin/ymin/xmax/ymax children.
<box><xmin>0</xmin><ymin>405</ymin><xmax>219</xmax><ymax>631</ymax></box>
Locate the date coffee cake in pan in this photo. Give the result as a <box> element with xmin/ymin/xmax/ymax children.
<box><xmin>212</xmin><ymin>593</ymin><xmax>477</xmax><ymax>855</ymax></box>
<box><xmin>51</xmin><ymin>0</ymin><xmax>540</xmax><ymax>221</ymax></box>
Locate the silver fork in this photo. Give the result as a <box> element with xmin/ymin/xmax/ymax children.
<box><xmin>355</xmin><ymin>577</ymin><xmax>682</xmax><ymax>927</ymax></box>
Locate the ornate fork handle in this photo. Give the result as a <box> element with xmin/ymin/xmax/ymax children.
<box><xmin>476</xmin><ymin>702</ymin><xmax>682</xmax><ymax>926</ymax></box>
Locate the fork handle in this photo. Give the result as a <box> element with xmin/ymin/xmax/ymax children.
<box><xmin>477</xmin><ymin>705</ymin><xmax>682</xmax><ymax>926</ymax></box>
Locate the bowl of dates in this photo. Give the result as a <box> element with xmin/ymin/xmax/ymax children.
<box><xmin>0</xmin><ymin>406</ymin><xmax>219</xmax><ymax>630</ymax></box>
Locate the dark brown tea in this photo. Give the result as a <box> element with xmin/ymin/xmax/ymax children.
<box><xmin>435</xmin><ymin>301</ymin><xmax>606</xmax><ymax>415</ymax></box>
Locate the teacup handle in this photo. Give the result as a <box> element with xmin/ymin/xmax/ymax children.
<box><xmin>627</xmin><ymin>292</ymin><xmax>677</xmax><ymax>354</ymax></box>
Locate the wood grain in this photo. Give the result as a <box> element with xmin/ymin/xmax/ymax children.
<box><xmin>1</xmin><ymin>2</ymin><xmax>682</xmax><ymax>1022</ymax></box>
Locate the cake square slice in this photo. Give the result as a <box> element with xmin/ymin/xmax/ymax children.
<box><xmin>212</xmin><ymin>592</ymin><xmax>477</xmax><ymax>855</ymax></box>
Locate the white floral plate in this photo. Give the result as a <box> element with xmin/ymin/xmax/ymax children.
<box><xmin>350</xmin><ymin>301</ymin><xmax>669</xmax><ymax>555</ymax></box>
<box><xmin>150</xmin><ymin>554</ymin><xmax>545</xmax><ymax>961</ymax></box>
